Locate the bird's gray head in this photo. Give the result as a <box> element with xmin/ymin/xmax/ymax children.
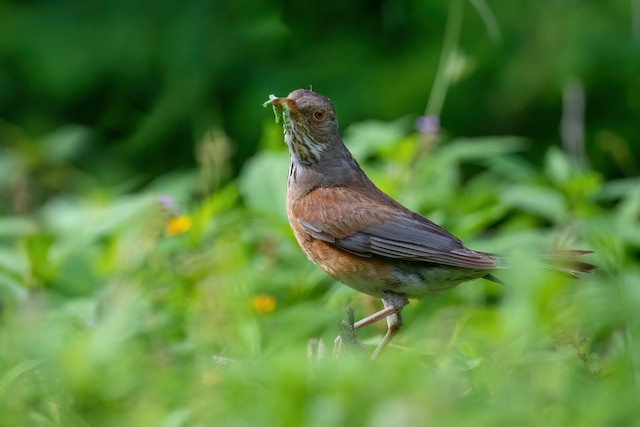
<box><xmin>268</xmin><ymin>89</ymin><xmax>342</xmax><ymax>165</ymax></box>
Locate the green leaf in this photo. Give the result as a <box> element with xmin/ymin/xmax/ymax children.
<box><xmin>344</xmin><ymin>119</ymin><xmax>409</xmax><ymax>159</ymax></box>
<box><xmin>544</xmin><ymin>146</ymin><xmax>572</xmax><ymax>186</ymax></box>
<box><xmin>596</xmin><ymin>178</ymin><xmax>640</xmax><ymax>201</ymax></box>
<box><xmin>0</xmin><ymin>246</ymin><xmax>29</xmax><ymax>280</ymax></box>
<box><xmin>0</xmin><ymin>216</ymin><xmax>38</xmax><ymax>237</ymax></box>
<box><xmin>501</xmin><ymin>185</ymin><xmax>566</xmax><ymax>221</ymax></box>
<box><xmin>24</xmin><ymin>233</ymin><xmax>56</xmax><ymax>285</ymax></box>
<box><xmin>238</xmin><ymin>152</ymin><xmax>289</xmax><ymax>220</ymax></box>
<box><xmin>482</xmin><ymin>155</ymin><xmax>537</xmax><ymax>181</ymax></box>
<box><xmin>0</xmin><ymin>360</ymin><xmax>41</xmax><ymax>397</ymax></box>
<box><xmin>0</xmin><ymin>273</ymin><xmax>28</xmax><ymax>305</ymax></box>
<box><xmin>39</xmin><ymin>125</ymin><xmax>91</xmax><ymax>163</ymax></box>
<box><xmin>442</xmin><ymin>136</ymin><xmax>526</xmax><ymax>163</ymax></box>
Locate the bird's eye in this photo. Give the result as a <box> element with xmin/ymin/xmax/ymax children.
<box><xmin>312</xmin><ymin>109</ymin><xmax>326</xmax><ymax>122</ymax></box>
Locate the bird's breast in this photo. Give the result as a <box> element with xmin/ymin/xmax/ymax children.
<box><xmin>286</xmin><ymin>196</ymin><xmax>483</xmax><ymax>298</ymax></box>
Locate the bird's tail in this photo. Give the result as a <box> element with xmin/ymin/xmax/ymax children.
<box><xmin>539</xmin><ymin>250</ymin><xmax>596</xmax><ymax>277</ymax></box>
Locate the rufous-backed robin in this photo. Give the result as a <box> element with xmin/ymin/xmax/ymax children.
<box><xmin>265</xmin><ymin>89</ymin><xmax>594</xmax><ymax>358</ymax></box>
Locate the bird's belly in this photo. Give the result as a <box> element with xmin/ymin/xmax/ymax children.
<box><xmin>294</xmin><ymin>233</ymin><xmax>484</xmax><ymax>299</ymax></box>
<box><xmin>389</xmin><ymin>264</ymin><xmax>486</xmax><ymax>298</ymax></box>
<box><xmin>298</xmin><ymin>238</ymin><xmax>394</xmax><ymax>298</ymax></box>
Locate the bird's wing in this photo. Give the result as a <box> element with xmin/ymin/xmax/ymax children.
<box><xmin>293</xmin><ymin>186</ymin><xmax>499</xmax><ymax>269</ymax></box>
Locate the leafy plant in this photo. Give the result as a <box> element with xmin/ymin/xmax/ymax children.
<box><xmin>0</xmin><ymin>114</ymin><xmax>637</xmax><ymax>425</ymax></box>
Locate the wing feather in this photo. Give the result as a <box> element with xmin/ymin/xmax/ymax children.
<box><xmin>294</xmin><ymin>187</ymin><xmax>499</xmax><ymax>270</ymax></box>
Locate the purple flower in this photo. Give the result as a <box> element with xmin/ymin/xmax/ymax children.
<box><xmin>415</xmin><ymin>115</ymin><xmax>440</xmax><ymax>134</ymax></box>
<box><xmin>158</xmin><ymin>195</ymin><xmax>176</xmax><ymax>212</ymax></box>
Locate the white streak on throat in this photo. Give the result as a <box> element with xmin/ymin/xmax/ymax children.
<box><xmin>285</xmin><ymin>121</ymin><xmax>324</xmax><ymax>164</ymax></box>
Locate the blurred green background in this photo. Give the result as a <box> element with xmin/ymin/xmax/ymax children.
<box><xmin>1</xmin><ymin>0</ymin><xmax>639</xmax><ymax>426</ymax></box>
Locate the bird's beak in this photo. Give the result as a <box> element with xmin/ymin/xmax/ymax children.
<box><xmin>270</xmin><ymin>97</ymin><xmax>299</xmax><ymax>115</ymax></box>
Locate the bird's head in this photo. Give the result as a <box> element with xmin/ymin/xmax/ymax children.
<box><xmin>265</xmin><ymin>89</ymin><xmax>341</xmax><ymax>165</ymax></box>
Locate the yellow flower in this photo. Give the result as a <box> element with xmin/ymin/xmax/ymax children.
<box><xmin>165</xmin><ymin>215</ymin><xmax>192</xmax><ymax>236</ymax></box>
<box><xmin>251</xmin><ymin>294</ymin><xmax>276</xmax><ymax>314</ymax></box>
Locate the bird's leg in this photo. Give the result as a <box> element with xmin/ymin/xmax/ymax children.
<box><xmin>335</xmin><ymin>292</ymin><xmax>409</xmax><ymax>359</ymax></box>
<box><xmin>369</xmin><ymin>293</ymin><xmax>408</xmax><ymax>359</ymax></box>
<box><xmin>334</xmin><ymin>292</ymin><xmax>409</xmax><ymax>358</ymax></box>
<box><xmin>352</xmin><ymin>305</ymin><xmax>399</xmax><ymax>330</ymax></box>
<box><xmin>371</xmin><ymin>309</ymin><xmax>403</xmax><ymax>359</ymax></box>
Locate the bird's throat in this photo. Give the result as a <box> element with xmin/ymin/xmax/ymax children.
<box><xmin>284</xmin><ymin>124</ymin><xmax>324</xmax><ymax>165</ymax></box>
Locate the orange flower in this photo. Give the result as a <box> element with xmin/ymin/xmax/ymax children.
<box><xmin>165</xmin><ymin>215</ymin><xmax>192</xmax><ymax>236</ymax></box>
<box><xmin>251</xmin><ymin>294</ymin><xmax>276</xmax><ymax>314</ymax></box>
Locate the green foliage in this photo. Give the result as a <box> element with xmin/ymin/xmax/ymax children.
<box><xmin>1</xmin><ymin>1</ymin><xmax>638</xmax><ymax>179</ymax></box>
<box><xmin>1</xmin><ymin>1</ymin><xmax>639</xmax><ymax>424</ymax></box>
<box><xmin>1</xmin><ymin>114</ymin><xmax>638</xmax><ymax>425</ymax></box>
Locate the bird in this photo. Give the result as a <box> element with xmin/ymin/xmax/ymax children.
<box><xmin>264</xmin><ymin>89</ymin><xmax>594</xmax><ymax>358</ymax></box>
